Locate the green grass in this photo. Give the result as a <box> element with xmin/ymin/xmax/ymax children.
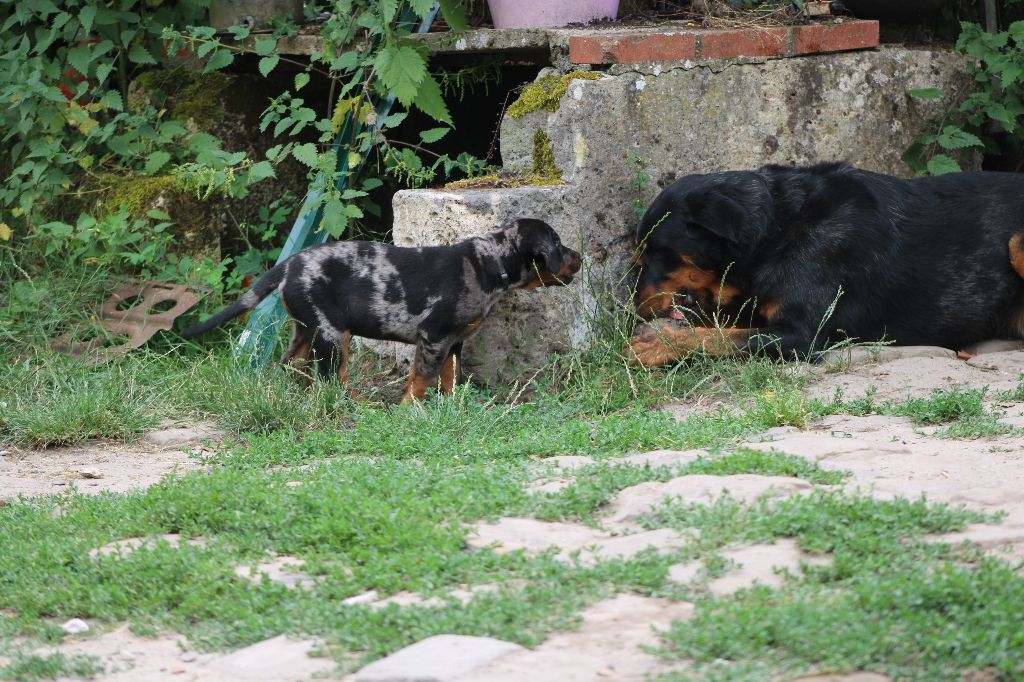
<box><xmin>0</xmin><ymin>653</ymin><xmax>101</xmax><ymax>682</ymax></box>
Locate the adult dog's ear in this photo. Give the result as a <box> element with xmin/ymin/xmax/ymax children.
<box><xmin>682</xmin><ymin>182</ymin><xmax>772</xmax><ymax>245</ymax></box>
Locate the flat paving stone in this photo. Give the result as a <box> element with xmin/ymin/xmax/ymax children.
<box><xmin>451</xmin><ymin>594</ymin><xmax>694</xmax><ymax>682</ymax></box>
<box><xmin>606</xmin><ymin>474</ymin><xmax>814</xmax><ymax>528</ymax></box>
<box><xmin>609</xmin><ymin>449</ymin><xmax>707</xmax><ymax>468</ymax></box>
<box><xmin>352</xmin><ymin>634</ymin><xmax>525</xmax><ymax>682</ymax></box>
<box><xmin>668</xmin><ymin>539</ymin><xmax>831</xmax><ymax>595</ymax></box>
<box><xmin>233</xmin><ymin>555</ymin><xmax>317</xmax><ymax>590</ymax></box>
<box><xmin>204</xmin><ymin>634</ymin><xmax>335</xmax><ymax>681</ymax></box>
<box><xmin>467</xmin><ymin>517</ymin><xmax>689</xmax><ymax>564</ymax></box>
<box><xmin>89</xmin><ymin>534</ymin><xmax>207</xmax><ymax>560</ymax></box>
<box><xmin>144</xmin><ymin>422</ymin><xmax>223</xmax><ymax>448</ymax></box>
<box><xmin>743</xmin><ymin>416</ymin><xmax>1024</xmax><ymax>522</ymax></box>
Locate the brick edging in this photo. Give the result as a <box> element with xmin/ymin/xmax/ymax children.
<box><xmin>568</xmin><ymin>19</ymin><xmax>879</xmax><ymax>65</ymax></box>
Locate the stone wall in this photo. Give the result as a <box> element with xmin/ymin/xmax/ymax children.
<box><xmin>386</xmin><ymin>46</ymin><xmax>974</xmax><ymax>382</ymax></box>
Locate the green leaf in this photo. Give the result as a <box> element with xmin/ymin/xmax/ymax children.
<box><xmin>248</xmin><ymin>160</ymin><xmax>275</xmax><ymax>181</ymax></box>
<box><xmin>99</xmin><ymin>90</ymin><xmax>123</xmax><ymax>111</ymax></box>
<box><xmin>380</xmin><ymin>0</ymin><xmax>398</xmax><ymax>23</ymax></box>
<box><xmin>926</xmin><ymin>154</ymin><xmax>961</xmax><ymax>176</ymax></box>
<box><xmin>254</xmin><ymin>37</ymin><xmax>277</xmax><ymax>56</ymax></box>
<box><xmin>342</xmin><ymin>203</ymin><xmax>363</xmax><ymax>218</ymax></box>
<box><xmin>381</xmin><ymin>112</ymin><xmax>407</xmax><ymax>128</ymax></box>
<box><xmin>411</xmin><ymin>74</ymin><xmax>452</xmax><ymax>125</ymax></box>
<box><xmin>937</xmin><ymin>126</ymin><xmax>983</xmax><ymax>151</ymax></box>
<box><xmin>321</xmin><ymin>198</ymin><xmax>347</xmax><ymax>238</ymax></box>
<box><xmin>438</xmin><ymin>0</ymin><xmax>468</xmax><ymax>32</ymax></box>
<box><xmin>259</xmin><ymin>54</ymin><xmax>279</xmax><ymax>77</ymax></box>
<box><xmin>907</xmin><ymin>88</ymin><xmax>943</xmax><ymax>100</ymax></box>
<box><xmin>96</xmin><ymin>62</ymin><xmax>114</xmax><ymax>84</ymax></box>
<box><xmin>374</xmin><ymin>44</ymin><xmax>427</xmax><ymax>106</ymax></box>
<box><xmin>204</xmin><ymin>49</ymin><xmax>234</xmax><ymax>73</ymax></box>
<box><xmin>128</xmin><ymin>45</ymin><xmax>156</xmax><ymax>65</ymax></box>
<box><xmin>419</xmin><ymin>127</ymin><xmax>450</xmax><ymax>143</ymax></box>
<box><xmin>80</xmin><ymin>4</ymin><xmax>97</xmax><ymax>32</ymax></box>
<box><xmin>67</xmin><ymin>46</ymin><xmax>91</xmax><ymax>77</ymax></box>
<box><xmin>295</xmin><ymin>72</ymin><xmax>310</xmax><ymax>91</ymax></box>
<box><xmin>293</xmin><ymin>142</ymin><xmax>319</xmax><ymax>167</ymax></box>
<box><xmin>144</xmin><ymin>151</ymin><xmax>171</xmax><ymax>174</ymax></box>
<box><xmin>188</xmin><ymin>132</ymin><xmax>220</xmax><ymax>153</ymax></box>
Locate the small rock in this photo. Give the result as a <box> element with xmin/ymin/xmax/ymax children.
<box><xmin>343</xmin><ymin>590</ymin><xmax>380</xmax><ymax>606</ymax></box>
<box><xmin>53</xmin><ymin>479</ymin><xmax>67</xmax><ymax>486</ymax></box>
<box><xmin>61</xmin><ymin>618</ymin><xmax>90</xmax><ymax>634</ymax></box>
<box><xmin>79</xmin><ymin>467</ymin><xmax>103</xmax><ymax>479</ymax></box>
<box><xmin>180</xmin><ymin>652</ymin><xmax>198</xmax><ymax>662</ymax></box>
<box><xmin>285</xmin><ymin>481</ymin><xmax>303</xmax><ymax>488</ymax></box>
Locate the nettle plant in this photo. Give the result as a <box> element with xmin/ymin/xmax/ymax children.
<box><xmin>0</xmin><ymin>1</ymin><xmax>219</xmax><ymax>246</ymax></box>
<box><xmin>166</xmin><ymin>0</ymin><xmax>487</xmax><ymax>239</ymax></box>
<box><xmin>905</xmin><ymin>20</ymin><xmax>1024</xmax><ymax>175</ymax></box>
<box><xmin>1</xmin><ymin>0</ymin><xmax>488</xmax><ymax>291</ymax></box>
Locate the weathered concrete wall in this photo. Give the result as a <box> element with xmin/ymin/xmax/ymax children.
<box><xmin>385</xmin><ymin>46</ymin><xmax>974</xmax><ymax>382</ymax></box>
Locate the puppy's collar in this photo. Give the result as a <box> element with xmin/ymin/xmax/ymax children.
<box><xmin>497</xmin><ymin>242</ymin><xmax>519</xmax><ymax>287</ymax></box>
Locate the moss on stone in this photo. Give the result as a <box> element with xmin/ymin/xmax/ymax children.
<box><xmin>99</xmin><ymin>175</ymin><xmax>177</xmax><ymax>217</ymax></box>
<box><xmin>133</xmin><ymin>70</ymin><xmax>231</xmax><ymax>125</ymax></box>
<box><xmin>443</xmin><ymin>173</ymin><xmax>563</xmax><ymax>190</ymax></box>
<box><xmin>507</xmin><ymin>71</ymin><xmax>602</xmax><ymax>119</ymax></box>
<box><xmin>531</xmin><ymin>129</ymin><xmax>562</xmax><ymax>181</ymax></box>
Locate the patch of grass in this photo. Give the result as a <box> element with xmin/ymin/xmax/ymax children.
<box><xmin>682</xmin><ymin>449</ymin><xmax>847</xmax><ymax>485</ymax></box>
<box><xmin>661</xmin><ymin>558</ymin><xmax>1024</xmax><ymax>681</ymax></box>
<box><xmin>0</xmin><ymin>653</ymin><xmax>101</xmax><ymax>682</ymax></box>
<box><xmin>0</xmin><ymin>355</ymin><xmax>158</xmax><ymax>447</ymax></box>
<box><xmin>651</xmin><ymin>491</ymin><xmax>1010</xmax><ymax>680</ymax></box>
<box><xmin>889</xmin><ymin>387</ymin><xmax>987</xmax><ymax>425</ymax></box>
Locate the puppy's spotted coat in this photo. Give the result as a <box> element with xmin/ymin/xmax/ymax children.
<box><xmin>182</xmin><ymin>219</ymin><xmax>582</xmax><ymax>401</ymax></box>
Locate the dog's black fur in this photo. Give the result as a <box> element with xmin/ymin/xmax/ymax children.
<box><xmin>182</xmin><ymin>218</ymin><xmax>581</xmax><ymax>400</ymax></box>
<box><xmin>630</xmin><ymin>162</ymin><xmax>1024</xmax><ymax>364</ymax></box>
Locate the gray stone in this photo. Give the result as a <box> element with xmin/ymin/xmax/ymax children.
<box><xmin>89</xmin><ymin>534</ymin><xmax>207</xmax><ymax>560</ymax></box>
<box><xmin>352</xmin><ymin>634</ymin><xmax>525</xmax><ymax>682</ymax></box>
<box><xmin>819</xmin><ymin>345</ymin><xmax>957</xmax><ymax>370</ymax></box>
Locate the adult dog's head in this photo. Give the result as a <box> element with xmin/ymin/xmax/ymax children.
<box><xmin>508</xmin><ymin>218</ymin><xmax>582</xmax><ymax>288</ymax></box>
<box><xmin>632</xmin><ymin>170</ymin><xmax>772</xmax><ymax>321</ymax></box>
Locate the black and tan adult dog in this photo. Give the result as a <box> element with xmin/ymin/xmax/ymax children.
<box><xmin>629</xmin><ymin>162</ymin><xmax>1024</xmax><ymax>365</ymax></box>
<box><xmin>182</xmin><ymin>218</ymin><xmax>582</xmax><ymax>401</ymax></box>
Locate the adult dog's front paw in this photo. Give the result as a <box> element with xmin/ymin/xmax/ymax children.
<box><xmin>626</xmin><ymin>333</ymin><xmax>682</xmax><ymax>367</ymax></box>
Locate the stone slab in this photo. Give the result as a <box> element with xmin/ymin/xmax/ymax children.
<box><xmin>352</xmin><ymin>634</ymin><xmax>525</xmax><ymax>682</ymax></box>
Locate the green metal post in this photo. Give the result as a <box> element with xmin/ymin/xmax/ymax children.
<box><xmin>236</xmin><ymin>4</ymin><xmax>440</xmax><ymax>366</ymax></box>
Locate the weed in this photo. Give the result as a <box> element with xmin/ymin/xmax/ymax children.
<box><xmin>0</xmin><ymin>653</ymin><xmax>101</xmax><ymax>682</ymax></box>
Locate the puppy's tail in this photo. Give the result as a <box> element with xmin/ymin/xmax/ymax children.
<box><xmin>180</xmin><ymin>263</ymin><xmax>287</xmax><ymax>339</ymax></box>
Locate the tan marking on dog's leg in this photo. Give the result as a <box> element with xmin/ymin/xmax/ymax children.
<box><xmin>336</xmin><ymin>331</ymin><xmax>352</xmax><ymax>384</ymax></box>
<box><xmin>439</xmin><ymin>352</ymin><xmax>457</xmax><ymax>395</ymax></box>
<box><xmin>1010</xmin><ymin>234</ymin><xmax>1024</xmax><ymax>280</ymax></box>
<box><xmin>627</xmin><ymin>325</ymin><xmax>755</xmax><ymax>367</ymax></box>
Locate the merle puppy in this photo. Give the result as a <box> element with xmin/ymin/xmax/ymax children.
<box><xmin>182</xmin><ymin>218</ymin><xmax>581</xmax><ymax>401</ymax></box>
<box><xmin>629</xmin><ymin>161</ymin><xmax>1024</xmax><ymax>365</ymax></box>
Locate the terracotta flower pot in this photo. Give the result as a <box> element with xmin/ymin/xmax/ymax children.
<box><xmin>487</xmin><ymin>0</ymin><xmax>620</xmax><ymax>29</ymax></box>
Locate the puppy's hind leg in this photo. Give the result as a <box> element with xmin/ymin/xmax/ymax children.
<box><xmin>310</xmin><ymin>333</ymin><xmax>346</xmax><ymax>382</ymax></box>
<box><xmin>281</xmin><ymin>323</ymin><xmax>314</xmax><ymax>383</ymax></box>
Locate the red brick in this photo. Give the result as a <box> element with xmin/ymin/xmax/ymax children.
<box><xmin>699</xmin><ymin>27</ymin><xmax>789</xmax><ymax>60</ymax></box>
<box><xmin>792</xmin><ymin>19</ymin><xmax>879</xmax><ymax>55</ymax></box>
<box><xmin>569</xmin><ymin>32</ymin><xmax>697</xmax><ymax>65</ymax></box>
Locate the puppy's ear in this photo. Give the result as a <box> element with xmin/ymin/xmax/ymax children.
<box><xmin>683</xmin><ymin>188</ymin><xmax>770</xmax><ymax>245</ymax></box>
<box><xmin>532</xmin><ymin>233</ymin><xmax>564</xmax><ymax>274</ymax></box>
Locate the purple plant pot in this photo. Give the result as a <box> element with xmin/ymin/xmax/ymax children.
<box><xmin>487</xmin><ymin>0</ymin><xmax>620</xmax><ymax>29</ymax></box>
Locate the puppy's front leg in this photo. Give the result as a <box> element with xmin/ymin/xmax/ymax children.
<box><xmin>402</xmin><ymin>338</ymin><xmax>450</xmax><ymax>403</ymax></box>
<box><xmin>438</xmin><ymin>342</ymin><xmax>463</xmax><ymax>396</ymax></box>
<box><xmin>627</xmin><ymin>324</ymin><xmax>756</xmax><ymax>366</ymax></box>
